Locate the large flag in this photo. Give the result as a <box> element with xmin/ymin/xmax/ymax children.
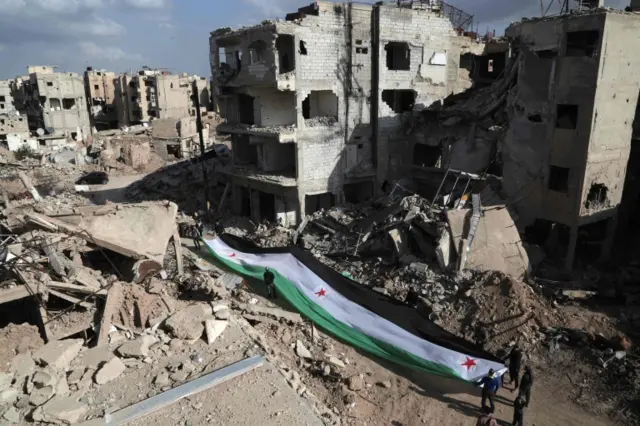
<box><xmin>204</xmin><ymin>235</ymin><xmax>505</xmax><ymax>382</ymax></box>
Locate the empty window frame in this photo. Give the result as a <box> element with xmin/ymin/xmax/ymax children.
<box><xmin>381</xmin><ymin>90</ymin><xmax>416</xmax><ymax>113</ymax></box>
<box><xmin>385</xmin><ymin>42</ymin><xmax>410</xmax><ymax>70</ymax></box>
<box><xmin>548</xmin><ymin>166</ymin><xmax>570</xmax><ymax>192</ymax></box>
<box><xmin>565</xmin><ymin>30</ymin><xmax>599</xmax><ymax>57</ymax></box>
<box><xmin>248</xmin><ymin>40</ymin><xmax>267</xmax><ymax>64</ymax></box>
<box><xmin>556</xmin><ymin>104</ymin><xmax>578</xmax><ymax>129</ymax></box>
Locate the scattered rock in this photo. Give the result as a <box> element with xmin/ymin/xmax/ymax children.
<box><xmin>378</xmin><ymin>380</ymin><xmax>392</xmax><ymax>388</ymax></box>
<box><xmin>10</xmin><ymin>353</ymin><xmax>36</xmax><ymax>382</ymax></box>
<box><xmin>169</xmin><ymin>368</ymin><xmax>190</xmax><ymax>383</ymax></box>
<box><xmin>32</xmin><ymin>395</ymin><xmax>88</xmax><ymax>425</ymax></box>
<box><xmin>281</xmin><ymin>331</ymin><xmax>293</xmax><ymax>344</ymax></box>
<box><xmin>95</xmin><ymin>357</ymin><xmax>126</xmax><ymax>385</ymax></box>
<box><xmin>295</xmin><ymin>340</ymin><xmax>312</xmax><ymax>359</ymax></box>
<box><xmin>214</xmin><ymin>309</ymin><xmax>231</xmax><ymax>320</ymax></box>
<box><xmin>164</xmin><ymin>304</ymin><xmax>213</xmax><ymax>340</ymax></box>
<box><xmin>343</xmin><ymin>392</ymin><xmax>356</xmax><ymax>405</ymax></box>
<box><xmin>327</xmin><ymin>356</ymin><xmax>345</xmax><ymax>368</ymax></box>
<box><xmin>154</xmin><ymin>371</ymin><xmax>170</xmax><ymax>387</ymax></box>
<box><xmin>30</xmin><ymin>385</ymin><xmax>55</xmax><ymax>406</ymax></box>
<box><xmin>0</xmin><ymin>387</ymin><xmax>20</xmax><ymax>404</ymax></box>
<box><xmin>204</xmin><ymin>319</ymin><xmax>228</xmax><ymax>345</ymax></box>
<box><xmin>0</xmin><ymin>372</ymin><xmax>13</xmax><ymax>392</ymax></box>
<box><xmin>33</xmin><ymin>339</ymin><xmax>83</xmax><ymax>371</ymax></box>
<box><xmin>347</xmin><ymin>375</ymin><xmax>365</xmax><ymax>391</ymax></box>
<box><xmin>2</xmin><ymin>406</ymin><xmax>20</xmax><ymax>423</ymax></box>
<box><xmin>117</xmin><ymin>335</ymin><xmax>157</xmax><ymax>358</ymax></box>
<box><xmin>77</xmin><ymin>345</ymin><xmax>113</xmax><ymax>369</ymax></box>
<box><xmin>286</xmin><ymin>370</ymin><xmax>301</xmax><ymax>391</ymax></box>
<box><xmin>323</xmin><ymin>365</ymin><xmax>331</xmax><ymax>376</ymax></box>
<box><xmin>56</xmin><ymin>376</ymin><xmax>69</xmax><ymax>396</ymax></box>
<box><xmin>32</xmin><ymin>370</ymin><xmax>57</xmax><ymax>388</ymax></box>
<box><xmin>67</xmin><ymin>368</ymin><xmax>85</xmax><ymax>385</ymax></box>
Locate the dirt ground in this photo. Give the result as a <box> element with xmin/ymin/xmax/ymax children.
<box><xmin>0</xmin><ymin>323</ymin><xmax>43</xmax><ymax>373</ymax></box>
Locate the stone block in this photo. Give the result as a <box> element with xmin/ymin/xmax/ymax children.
<box><xmin>33</xmin><ymin>339</ymin><xmax>83</xmax><ymax>371</ymax></box>
<box><xmin>95</xmin><ymin>357</ymin><xmax>126</xmax><ymax>385</ymax></box>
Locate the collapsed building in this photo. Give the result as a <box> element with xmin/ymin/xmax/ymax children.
<box><xmin>209</xmin><ymin>0</ymin><xmax>492</xmax><ymax>226</ymax></box>
<box><xmin>84</xmin><ymin>68</ymin><xmax>118</xmax><ymax>131</ymax></box>
<box><xmin>0</xmin><ymin>80</ymin><xmax>32</xmax><ymax>151</ymax></box>
<box><xmin>114</xmin><ymin>69</ymin><xmax>211</xmax><ymax>127</ymax></box>
<box><xmin>13</xmin><ymin>66</ymin><xmax>91</xmax><ymax>140</ymax></box>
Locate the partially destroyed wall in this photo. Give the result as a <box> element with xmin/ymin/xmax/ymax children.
<box><xmin>376</xmin><ymin>4</ymin><xmax>459</xmax><ymax>183</ymax></box>
<box><xmin>0</xmin><ymin>80</ymin><xmax>17</xmax><ymax>115</ymax></box>
<box><xmin>579</xmin><ymin>13</ymin><xmax>640</xmax><ymax>222</ymax></box>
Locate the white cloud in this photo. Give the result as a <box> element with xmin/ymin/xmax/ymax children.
<box><xmin>122</xmin><ymin>0</ymin><xmax>167</xmax><ymax>9</ymax></box>
<box><xmin>158</xmin><ymin>21</ymin><xmax>173</xmax><ymax>29</ymax></box>
<box><xmin>79</xmin><ymin>41</ymin><xmax>142</xmax><ymax>62</ymax></box>
<box><xmin>66</xmin><ymin>15</ymin><xmax>125</xmax><ymax>36</ymax></box>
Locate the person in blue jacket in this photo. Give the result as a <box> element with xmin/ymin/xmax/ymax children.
<box><xmin>477</xmin><ymin>368</ymin><xmax>500</xmax><ymax>412</ymax></box>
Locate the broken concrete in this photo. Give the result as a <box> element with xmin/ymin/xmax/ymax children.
<box><xmin>33</xmin><ymin>339</ymin><xmax>83</xmax><ymax>371</ymax></box>
<box><xmin>94</xmin><ymin>357</ymin><xmax>126</xmax><ymax>384</ymax></box>
<box><xmin>117</xmin><ymin>335</ymin><xmax>157</xmax><ymax>358</ymax></box>
<box><xmin>204</xmin><ymin>319</ymin><xmax>228</xmax><ymax>345</ymax></box>
<box><xmin>77</xmin><ymin>345</ymin><xmax>113</xmax><ymax>370</ymax></box>
<box><xmin>32</xmin><ymin>395</ymin><xmax>88</xmax><ymax>425</ymax></box>
<box><xmin>164</xmin><ymin>304</ymin><xmax>213</xmax><ymax>341</ymax></box>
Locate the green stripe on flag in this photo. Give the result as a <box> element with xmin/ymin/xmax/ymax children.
<box><xmin>203</xmin><ymin>241</ymin><xmax>465</xmax><ymax>382</ymax></box>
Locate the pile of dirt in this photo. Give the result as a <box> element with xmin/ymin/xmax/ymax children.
<box><xmin>0</xmin><ymin>323</ymin><xmax>44</xmax><ymax>372</ymax></box>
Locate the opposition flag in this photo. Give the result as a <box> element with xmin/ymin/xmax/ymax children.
<box><xmin>204</xmin><ymin>235</ymin><xmax>505</xmax><ymax>382</ymax></box>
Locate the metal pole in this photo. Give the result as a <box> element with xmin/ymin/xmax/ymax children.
<box><xmin>192</xmin><ymin>79</ymin><xmax>211</xmax><ymax>212</ymax></box>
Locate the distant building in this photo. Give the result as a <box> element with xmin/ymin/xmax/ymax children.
<box><xmin>84</xmin><ymin>68</ymin><xmax>118</xmax><ymax>130</ymax></box>
<box><xmin>0</xmin><ymin>79</ymin><xmax>32</xmax><ymax>151</ymax></box>
<box><xmin>114</xmin><ymin>69</ymin><xmax>210</xmax><ymax>127</ymax></box>
<box><xmin>17</xmin><ymin>65</ymin><xmax>91</xmax><ymax>140</ymax></box>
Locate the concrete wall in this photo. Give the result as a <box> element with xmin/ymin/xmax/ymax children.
<box><xmin>30</xmin><ymin>71</ymin><xmax>91</xmax><ymax>138</ymax></box>
<box><xmin>0</xmin><ymin>80</ymin><xmax>17</xmax><ymax>115</ymax></box>
<box><xmin>578</xmin><ymin>13</ymin><xmax>640</xmax><ymax>223</ymax></box>
<box><xmin>0</xmin><ymin>115</ymin><xmax>28</xmax><ymax>136</ymax></box>
<box><xmin>85</xmin><ymin>70</ymin><xmax>117</xmax><ymax>129</ymax></box>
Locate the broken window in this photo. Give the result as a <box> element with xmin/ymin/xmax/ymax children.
<box><xmin>0</xmin><ymin>104</ymin><xmax>4</xmax><ymax>110</ymax></box>
<box><xmin>259</xmin><ymin>192</ymin><xmax>276</xmax><ymax>222</ymax></box>
<box><xmin>49</xmin><ymin>98</ymin><xmax>61</xmax><ymax>110</ymax></box>
<box><xmin>382</xmin><ymin>90</ymin><xmax>416</xmax><ymax>113</ymax></box>
<box><xmin>356</xmin><ymin>47</ymin><xmax>368</xmax><ymax>54</ymax></box>
<box><xmin>237</xmin><ymin>94</ymin><xmax>255</xmax><ymax>125</ymax></box>
<box><xmin>566</xmin><ymin>30</ymin><xmax>599</xmax><ymax>57</ymax></box>
<box><xmin>0</xmin><ymin>96</ymin><xmax>5</xmax><ymax>102</ymax></box>
<box><xmin>413</xmin><ymin>143</ymin><xmax>441</xmax><ymax>167</ymax></box>
<box><xmin>248</xmin><ymin>40</ymin><xmax>267</xmax><ymax>64</ymax></box>
<box><xmin>93</xmin><ymin>84</ymin><xmax>99</xmax><ymax>90</ymax></box>
<box><xmin>299</xmin><ymin>40</ymin><xmax>307</xmax><ymax>55</ymax></box>
<box><xmin>62</xmin><ymin>98</ymin><xmax>76</xmax><ymax>110</ymax></box>
<box><xmin>305</xmin><ymin>193</ymin><xmax>336</xmax><ymax>215</ymax></box>
<box><xmin>344</xmin><ymin>182</ymin><xmax>373</xmax><ymax>204</ymax></box>
<box><xmin>276</xmin><ymin>35</ymin><xmax>295</xmax><ymax>74</ymax></box>
<box><xmin>585</xmin><ymin>183</ymin><xmax>608</xmax><ymax>209</ymax></box>
<box><xmin>233</xmin><ymin>134</ymin><xmax>258</xmax><ymax>165</ymax></box>
<box><xmin>46</xmin><ymin>82</ymin><xmax>53</xmax><ymax>87</ymax></box>
<box><xmin>302</xmin><ymin>91</ymin><xmax>338</xmax><ymax>121</ymax></box>
<box><xmin>556</xmin><ymin>104</ymin><xmax>578</xmax><ymax>129</ymax></box>
<box><xmin>487</xmin><ymin>59</ymin><xmax>494</xmax><ymax>73</ymax></box>
<box><xmin>385</xmin><ymin>42</ymin><xmax>410</xmax><ymax>71</ymax></box>
<box><xmin>548</xmin><ymin>166</ymin><xmax>570</xmax><ymax>192</ymax></box>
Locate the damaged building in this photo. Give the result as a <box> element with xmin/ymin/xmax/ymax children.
<box><xmin>502</xmin><ymin>9</ymin><xmax>640</xmax><ymax>269</ymax></box>
<box><xmin>210</xmin><ymin>0</ymin><xmax>483</xmax><ymax>226</ymax></box>
<box><xmin>84</xmin><ymin>67</ymin><xmax>118</xmax><ymax>131</ymax></box>
<box><xmin>14</xmin><ymin>65</ymin><xmax>91</xmax><ymax>140</ymax></box>
<box><xmin>151</xmin><ymin>117</ymin><xmax>211</xmax><ymax>160</ymax></box>
<box><xmin>114</xmin><ymin>69</ymin><xmax>211</xmax><ymax>127</ymax></box>
<box><xmin>0</xmin><ymin>80</ymin><xmax>32</xmax><ymax>151</ymax></box>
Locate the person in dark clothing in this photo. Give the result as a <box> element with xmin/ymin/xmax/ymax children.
<box><xmin>476</xmin><ymin>406</ymin><xmax>498</xmax><ymax>426</ymax></box>
<box><xmin>512</xmin><ymin>393</ymin><xmax>526</xmax><ymax>426</ymax></box>
<box><xmin>518</xmin><ymin>366</ymin><xmax>533</xmax><ymax>407</ymax></box>
<box><xmin>477</xmin><ymin>369</ymin><xmax>500</xmax><ymax>412</ymax></box>
<box><xmin>502</xmin><ymin>344</ymin><xmax>523</xmax><ymax>390</ymax></box>
<box><xmin>264</xmin><ymin>267</ymin><xmax>276</xmax><ymax>299</ymax></box>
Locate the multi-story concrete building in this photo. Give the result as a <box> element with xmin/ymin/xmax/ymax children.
<box><xmin>17</xmin><ymin>66</ymin><xmax>91</xmax><ymax>139</ymax></box>
<box><xmin>114</xmin><ymin>69</ymin><xmax>210</xmax><ymax>127</ymax></box>
<box><xmin>0</xmin><ymin>80</ymin><xmax>18</xmax><ymax>115</ymax></box>
<box><xmin>84</xmin><ymin>67</ymin><xmax>118</xmax><ymax>130</ymax></box>
<box><xmin>210</xmin><ymin>0</ymin><xmax>477</xmax><ymax>226</ymax></box>
<box><xmin>503</xmin><ymin>9</ymin><xmax>640</xmax><ymax>269</ymax></box>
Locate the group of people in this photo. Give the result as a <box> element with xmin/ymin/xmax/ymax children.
<box><xmin>476</xmin><ymin>344</ymin><xmax>534</xmax><ymax>426</ymax></box>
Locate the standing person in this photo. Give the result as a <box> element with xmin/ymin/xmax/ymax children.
<box><xmin>518</xmin><ymin>366</ymin><xmax>534</xmax><ymax>407</ymax></box>
<box><xmin>192</xmin><ymin>213</ymin><xmax>202</xmax><ymax>250</ymax></box>
<box><xmin>476</xmin><ymin>406</ymin><xmax>498</xmax><ymax>426</ymax></box>
<box><xmin>477</xmin><ymin>369</ymin><xmax>500</xmax><ymax>413</ymax></box>
<box><xmin>512</xmin><ymin>393</ymin><xmax>526</xmax><ymax>426</ymax></box>
<box><xmin>503</xmin><ymin>343</ymin><xmax>523</xmax><ymax>390</ymax></box>
<box><xmin>264</xmin><ymin>267</ymin><xmax>276</xmax><ymax>299</ymax></box>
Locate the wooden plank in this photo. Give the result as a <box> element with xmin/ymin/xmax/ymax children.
<box><xmin>96</xmin><ymin>281</ymin><xmax>123</xmax><ymax>346</ymax></box>
<box><xmin>48</xmin><ymin>281</ymin><xmax>107</xmax><ymax>296</ymax></box>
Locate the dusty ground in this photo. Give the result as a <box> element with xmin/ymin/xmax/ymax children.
<box><xmin>0</xmin><ymin>323</ymin><xmax>43</xmax><ymax>373</ymax></box>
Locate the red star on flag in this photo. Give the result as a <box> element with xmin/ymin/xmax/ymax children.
<box><xmin>315</xmin><ymin>288</ymin><xmax>327</xmax><ymax>297</ymax></box>
<box><xmin>228</xmin><ymin>253</ymin><xmax>236</xmax><ymax>258</ymax></box>
<box><xmin>461</xmin><ymin>357</ymin><xmax>476</xmax><ymax>371</ymax></box>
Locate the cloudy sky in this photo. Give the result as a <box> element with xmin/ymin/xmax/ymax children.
<box><xmin>0</xmin><ymin>0</ymin><xmax>630</xmax><ymax>79</ymax></box>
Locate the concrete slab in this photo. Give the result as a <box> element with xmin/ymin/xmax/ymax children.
<box><xmin>447</xmin><ymin>205</ymin><xmax>530</xmax><ymax>277</ymax></box>
<box><xmin>33</xmin><ymin>339</ymin><xmax>84</xmax><ymax>371</ymax></box>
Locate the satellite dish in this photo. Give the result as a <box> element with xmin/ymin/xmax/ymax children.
<box><xmin>45</xmin><ymin>127</ymin><xmax>55</xmax><ymax>135</ymax></box>
<box><xmin>36</xmin><ymin>128</ymin><xmax>45</xmax><ymax>136</ymax></box>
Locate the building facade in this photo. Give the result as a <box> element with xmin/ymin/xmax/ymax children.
<box><xmin>115</xmin><ymin>69</ymin><xmax>210</xmax><ymax>127</ymax></box>
<box><xmin>17</xmin><ymin>66</ymin><xmax>91</xmax><ymax>139</ymax></box>
<box><xmin>504</xmin><ymin>10</ymin><xmax>640</xmax><ymax>268</ymax></box>
<box><xmin>84</xmin><ymin>68</ymin><xmax>118</xmax><ymax>130</ymax></box>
